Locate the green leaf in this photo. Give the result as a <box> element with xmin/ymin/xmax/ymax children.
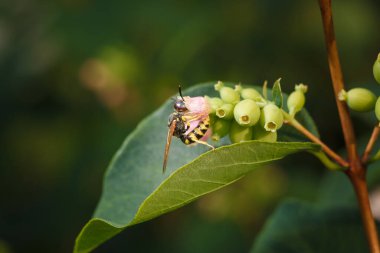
<box><xmin>263</xmin><ymin>80</ymin><xmax>268</xmax><ymax>99</ymax></box>
<box><xmin>251</xmin><ymin>199</ymin><xmax>374</xmax><ymax>253</ymax></box>
<box><xmin>74</xmin><ymin>82</ymin><xmax>320</xmax><ymax>253</ymax></box>
<box><xmin>272</xmin><ymin>78</ymin><xmax>283</xmax><ymax>108</ymax></box>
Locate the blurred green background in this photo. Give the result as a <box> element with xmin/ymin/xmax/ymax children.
<box><xmin>0</xmin><ymin>0</ymin><xmax>379</xmax><ymax>252</ymax></box>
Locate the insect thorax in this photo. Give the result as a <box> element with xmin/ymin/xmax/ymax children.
<box><xmin>168</xmin><ymin>112</ymin><xmax>187</xmax><ymax>137</ymax></box>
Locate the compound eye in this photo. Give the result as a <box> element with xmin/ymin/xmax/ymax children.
<box><xmin>174</xmin><ymin>100</ymin><xmax>187</xmax><ymax>112</ymax></box>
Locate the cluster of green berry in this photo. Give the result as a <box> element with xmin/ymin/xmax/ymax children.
<box><xmin>205</xmin><ymin>80</ymin><xmax>307</xmax><ymax>143</ymax></box>
<box><xmin>338</xmin><ymin>54</ymin><xmax>380</xmax><ymax>119</ymax></box>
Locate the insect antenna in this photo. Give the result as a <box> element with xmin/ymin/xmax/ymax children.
<box><xmin>178</xmin><ymin>85</ymin><xmax>184</xmax><ymax>100</ymax></box>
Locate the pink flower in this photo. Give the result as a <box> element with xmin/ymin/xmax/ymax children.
<box><xmin>184</xmin><ymin>96</ymin><xmax>210</xmax><ymax>120</ymax></box>
<box><xmin>183</xmin><ymin>96</ymin><xmax>212</xmax><ymax>141</ymax></box>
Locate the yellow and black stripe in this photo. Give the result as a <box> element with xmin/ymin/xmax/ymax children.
<box><xmin>180</xmin><ymin>117</ymin><xmax>210</xmax><ymax>145</ymax></box>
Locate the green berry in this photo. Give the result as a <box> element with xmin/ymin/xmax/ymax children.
<box><xmin>338</xmin><ymin>88</ymin><xmax>376</xmax><ymax>112</ymax></box>
<box><xmin>287</xmin><ymin>84</ymin><xmax>308</xmax><ymax>117</ymax></box>
<box><xmin>229</xmin><ymin>121</ymin><xmax>253</xmax><ymax>143</ymax></box>
<box><xmin>374</xmin><ymin>54</ymin><xmax>380</xmax><ymax>85</ymax></box>
<box><xmin>216</xmin><ymin>103</ymin><xmax>234</xmax><ymax>119</ymax></box>
<box><xmin>211</xmin><ymin>119</ymin><xmax>231</xmax><ymax>141</ymax></box>
<box><xmin>259</xmin><ymin>104</ymin><xmax>284</xmax><ymax>132</ymax></box>
<box><xmin>214</xmin><ymin>81</ymin><xmax>240</xmax><ymax>104</ymax></box>
<box><xmin>233</xmin><ymin>99</ymin><xmax>260</xmax><ymax>127</ymax></box>
<box><xmin>252</xmin><ymin>125</ymin><xmax>277</xmax><ymax>142</ymax></box>
<box><xmin>205</xmin><ymin>96</ymin><xmax>224</xmax><ymax>114</ymax></box>
<box><xmin>220</xmin><ymin>87</ymin><xmax>240</xmax><ymax>104</ymax></box>
<box><xmin>209</xmin><ymin>114</ymin><xmax>217</xmax><ymax>124</ymax></box>
<box><xmin>375</xmin><ymin>97</ymin><xmax>380</xmax><ymax>121</ymax></box>
<box><xmin>241</xmin><ymin>88</ymin><xmax>262</xmax><ymax>101</ymax></box>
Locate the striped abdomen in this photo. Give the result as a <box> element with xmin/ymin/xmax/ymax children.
<box><xmin>180</xmin><ymin>117</ymin><xmax>210</xmax><ymax>145</ymax></box>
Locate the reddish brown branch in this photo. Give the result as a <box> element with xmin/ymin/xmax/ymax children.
<box><xmin>318</xmin><ymin>0</ymin><xmax>380</xmax><ymax>252</ymax></box>
<box><xmin>285</xmin><ymin>118</ymin><xmax>348</xmax><ymax>167</ymax></box>
<box><xmin>362</xmin><ymin>125</ymin><xmax>380</xmax><ymax>164</ymax></box>
<box><xmin>318</xmin><ymin>0</ymin><xmax>359</xmax><ymax>165</ymax></box>
<box><xmin>348</xmin><ymin>171</ymin><xmax>380</xmax><ymax>253</ymax></box>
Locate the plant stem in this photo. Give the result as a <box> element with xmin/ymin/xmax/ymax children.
<box><xmin>348</xmin><ymin>170</ymin><xmax>380</xmax><ymax>253</ymax></box>
<box><xmin>369</xmin><ymin>150</ymin><xmax>380</xmax><ymax>163</ymax></box>
<box><xmin>309</xmin><ymin>150</ymin><xmax>343</xmax><ymax>170</ymax></box>
<box><xmin>318</xmin><ymin>0</ymin><xmax>358</xmax><ymax>162</ymax></box>
<box><xmin>362</xmin><ymin>124</ymin><xmax>380</xmax><ymax>164</ymax></box>
<box><xmin>284</xmin><ymin>113</ymin><xmax>349</xmax><ymax>167</ymax></box>
<box><xmin>318</xmin><ymin>0</ymin><xmax>379</xmax><ymax>251</ymax></box>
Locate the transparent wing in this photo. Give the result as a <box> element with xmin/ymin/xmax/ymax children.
<box><xmin>163</xmin><ymin>120</ymin><xmax>177</xmax><ymax>173</ymax></box>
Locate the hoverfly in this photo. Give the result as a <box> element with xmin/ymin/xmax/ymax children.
<box><xmin>162</xmin><ymin>86</ymin><xmax>214</xmax><ymax>173</ymax></box>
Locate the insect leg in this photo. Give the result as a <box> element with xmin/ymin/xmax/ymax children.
<box><xmin>193</xmin><ymin>139</ymin><xmax>215</xmax><ymax>150</ymax></box>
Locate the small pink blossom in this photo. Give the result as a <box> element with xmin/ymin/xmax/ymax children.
<box><xmin>183</xmin><ymin>96</ymin><xmax>210</xmax><ymax>120</ymax></box>
<box><xmin>183</xmin><ymin>96</ymin><xmax>212</xmax><ymax>141</ymax></box>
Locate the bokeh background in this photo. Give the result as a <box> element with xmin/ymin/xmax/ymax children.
<box><xmin>1</xmin><ymin>0</ymin><xmax>380</xmax><ymax>252</ymax></box>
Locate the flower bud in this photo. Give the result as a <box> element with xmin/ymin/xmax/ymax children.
<box><xmin>338</xmin><ymin>88</ymin><xmax>376</xmax><ymax>112</ymax></box>
<box><xmin>374</xmin><ymin>53</ymin><xmax>380</xmax><ymax>85</ymax></box>
<box><xmin>211</xmin><ymin>119</ymin><xmax>231</xmax><ymax>141</ymax></box>
<box><xmin>252</xmin><ymin>125</ymin><xmax>277</xmax><ymax>142</ymax></box>
<box><xmin>259</xmin><ymin>104</ymin><xmax>284</xmax><ymax>132</ymax></box>
<box><xmin>234</xmin><ymin>84</ymin><xmax>242</xmax><ymax>93</ymax></box>
<box><xmin>233</xmin><ymin>99</ymin><xmax>260</xmax><ymax>126</ymax></box>
<box><xmin>214</xmin><ymin>81</ymin><xmax>240</xmax><ymax>104</ymax></box>
<box><xmin>287</xmin><ymin>84</ymin><xmax>308</xmax><ymax>117</ymax></box>
<box><xmin>375</xmin><ymin>97</ymin><xmax>380</xmax><ymax>121</ymax></box>
<box><xmin>241</xmin><ymin>88</ymin><xmax>263</xmax><ymax>101</ymax></box>
<box><xmin>214</xmin><ymin>80</ymin><xmax>224</xmax><ymax>91</ymax></box>
<box><xmin>216</xmin><ymin>103</ymin><xmax>234</xmax><ymax>119</ymax></box>
<box><xmin>205</xmin><ymin>96</ymin><xmax>224</xmax><ymax>114</ymax></box>
<box><xmin>229</xmin><ymin>121</ymin><xmax>253</xmax><ymax>143</ymax></box>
